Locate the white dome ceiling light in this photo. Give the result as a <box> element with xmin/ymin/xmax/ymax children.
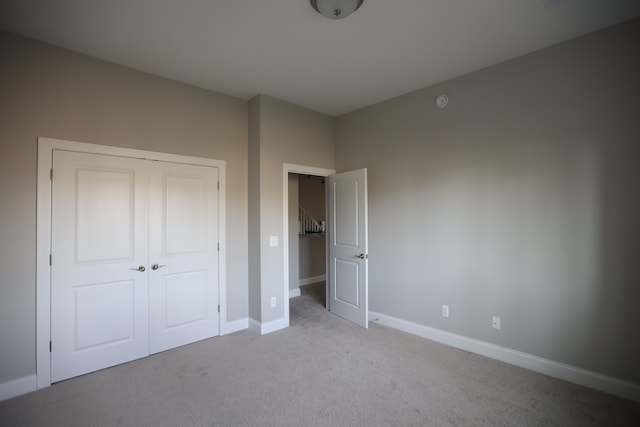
<box><xmin>310</xmin><ymin>0</ymin><xmax>364</xmax><ymax>19</ymax></box>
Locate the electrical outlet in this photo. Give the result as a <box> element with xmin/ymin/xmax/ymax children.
<box><xmin>271</xmin><ymin>296</ymin><xmax>277</xmax><ymax>308</ymax></box>
<box><xmin>492</xmin><ymin>316</ymin><xmax>501</xmax><ymax>330</ymax></box>
<box><xmin>269</xmin><ymin>235</ymin><xmax>278</xmax><ymax>247</ymax></box>
<box><xmin>442</xmin><ymin>305</ymin><xmax>449</xmax><ymax>318</ymax></box>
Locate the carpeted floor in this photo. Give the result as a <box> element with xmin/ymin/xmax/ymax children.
<box><xmin>1</xmin><ymin>281</ymin><xmax>639</xmax><ymax>426</ymax></box>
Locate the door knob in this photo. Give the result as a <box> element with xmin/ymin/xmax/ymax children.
<box><xmin>355</xmin><ymin>254</ymin><xmax>366</xmax><ymax>259</ymax></box>
<box><xmin>151</xmin><ymin>263</ymin><xmax>167</xmax><ymax>270</ymax></box>
<box><xmin>130</xmin><ymin>265</ymin><xmax>146</xmax><ymax>272</ymax></box>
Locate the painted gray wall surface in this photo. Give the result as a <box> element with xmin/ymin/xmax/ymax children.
<box><xmin>0</xmin><ymin>32</ymin><xmax>248</xmax><ymax>384</ymax></box>
<box><xmin>299</xmin><ymin>175</ymin><xmax>325</xmax><ymax>222</ymax></box>
<box><xmin>288</xmin><ymin>175</ymin><xmax>300</xmax><ymax>290</ymax></box>
<box><xmin>299</xmin><ymin>236</ymin><xmax>326</xmax><ymax>280</ymax></box>
<box><xmin>298</xmin><ymin>175</ymin><xmax>326</xmax><ymax>280</ymax></box>
<box><xmin>250</xmin><ymin>95</ymin><xmax>334</xmax><ymax>324</ymax></box>
<box><xmin>248</xmin><ymin>97</ymin><xmax>262</xmax><ymax>320</ymax></box>
<box><xmin>336</xmin><ymin>19</ymin><xmax>640</xmax><ymax>384</ymax></box>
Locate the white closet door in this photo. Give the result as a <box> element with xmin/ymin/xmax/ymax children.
<box><xmin>51</xmin><ymin>150</ymin><xmax>220</xmax><ymax>382</ymax></box>
<box><xmin>148</xmin><ymin>161</ymin><xmax>219</xmax><ymax>353</ymax></box>
<box><xmin>51</xmin><ymin>150</ymin><xmax>150</xmax><ymax>382</ymax></box>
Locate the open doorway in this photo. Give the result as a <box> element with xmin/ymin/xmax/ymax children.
<box><xmin>283</xmin><ymin>163</ymin><xmax>369</xmax><ymax>329</ymax></box>
<box><xmin>282</xmin><ymin>163</ymin><xmax>335</xmax><ymax>327</ymax></box>
<box><xmin>288</xmin><ymin>173</ymin><xmax>327</xmax><ymax>309</ymax></box>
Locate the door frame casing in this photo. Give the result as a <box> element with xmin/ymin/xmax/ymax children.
<box><xmin>37</xmin><ymin>137</ymin><xmax>227</xmax><ymax>389</ymax></box>
<box><xmin>282</xmin><ymin>163</ymin><xmax>335</xmax><ymax>327</ymax></box>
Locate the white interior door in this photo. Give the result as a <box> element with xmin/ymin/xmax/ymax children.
<box><xmin>148</xmin><ymin>161</ymin><xmax>219</xmax><ymax>354</ymax></box>
<box><xmin>51</xmin><ymin>150</ymin><xmax>220</xmax><ymax>382</ymax></box>
<box><xmin>328</xmin><ymin>168</ymin><xmax>368</xmax><ymax>328</ymax></box>
<box><xmin>51</xmin><ymin>151</ymin><xmax>150</xmax><ymax>382</ymax></box>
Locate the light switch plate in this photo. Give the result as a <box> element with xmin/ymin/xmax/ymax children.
<box><xmin>270</xmin><ymin>235</ymin><xmax>278</xmax><ymax>247</ymax></box>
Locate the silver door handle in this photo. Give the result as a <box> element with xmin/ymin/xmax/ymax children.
<box><xmin>355</xmin><ymin>254</ymin><xmax>366</xmax><ymax>259</ymax></box>
<box><xmin>151</xmin><ymin>264</ymin><xmax>167</xmax><ymax>270</ymax></box>
<box><xmin>130</xmin><ymin>265</ymin><xmax>146</xmax><ymax>272</ymax></box>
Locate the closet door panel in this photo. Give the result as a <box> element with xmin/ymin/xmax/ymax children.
<box><xmin>148</xmin><ymin>162</ymin><xmax>220</xmax><ymax>353</ymax></box>
<box><xmin>51</xmin><ymin>151</ymin><xmax>149</xmax><ymax>382</ymax></box>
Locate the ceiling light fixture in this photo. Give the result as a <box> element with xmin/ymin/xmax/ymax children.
<box><xmin>310</xmin><ymin>0</ymin><xmax>364</xmax><ymax>19</ymax></box>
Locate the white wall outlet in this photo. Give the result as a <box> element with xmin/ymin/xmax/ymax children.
<box><xmin>269</xmin><ymin>235</ymin><xmax>278</xmax><ymax>247</ymax></box>
<box><xmin>270</xmin><ymin>296</ymin><xmax>277</xmax><ymax>308</ymax></box>
<box><xmin>442</xmin><ymin>305</ymin><xmax>449</xmax><ymax>318</ymax></box>
<box><xmin>492</xmin><ymin>316</ymin><xmax>501</xmax><ymax>330</ymax></box>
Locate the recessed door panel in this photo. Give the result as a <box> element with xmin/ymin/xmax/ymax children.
<box><xmin>74</xmin><ymin>280</ymin><xmax>135</xmax><ymax>351</ymax></box>
<box><xmin>163</xmin><ymin>271</ymin><xmax>207</xmax><ymax>328</ymax></box>
<box><xmin>75</xmin><ymin>169</ymin><xmax>134</xmax><ymax>262</ymax></box>
<box><xmin>165</xmin><ymin>175</ymin><xmax>207</xmax><ymax>254</ymax></box>
<box><xmin>334</xmin><ymin>259</ymin><xmax>359</xmax><ymax>307</ymax></box>
<box><xmin>334</xmin><ymin>179</ymin><xmax>359</xmax><ymax>248</ymax></box>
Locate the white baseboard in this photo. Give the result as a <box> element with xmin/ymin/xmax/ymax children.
<box><xmin>260</xmin><ymin>317</ymin><xmax>288</xmax><ymax>335</ymax></box>
<box><xmin>0</xmin><ymin>375</ymin><xmax>36</xmax><ymax>402</ymax></box>
<box><xmin>369</xmin><ymin>311</ymin><xmax>640</xmax><ymax>402</ymax></box>
<box><xmin>249</xmin><ymin>317</ymin><xmax>288</xmax><ymax>335</ymax></box>
<box><xmin>289</xmin><ymin>288</ymin><xmax>301</xmax><ymax>298</ymax></box>
<box><xmin>299</xmin><ymin>275</ymin><xmax>325</xmax><ymax>287</ymax></box>
<box><xmin>224</xmin><ymin>318</ymin><xmax>249</xmax><ymax>335</ymax></box>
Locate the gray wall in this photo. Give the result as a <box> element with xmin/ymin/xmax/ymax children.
<box><xmin>248</xmin><ymin>97</ymin><xmax>262</xmax><ymax>321</ymax></box>
<box><xmin>248</xmin><ymin>95</ymin><xmax>334</xmax><ymax>324</ymax></box>
<box><xmin>299</xmin><ymin>236</ymin><xmax>325</xmax><ymax>280</ymax></box>
<box><xmin>336</xmin><ymin>19</ymin><xmax>640</xmax><ymax>384</ymax></box>
<box><xmin>299</xmin><ymin>175</ymin><xmax>325</xmax><ymax>222</ymax></box>
<box><xmin>0</xmin><ymin>31</ymin><xmax>249</xmax><ymax>384</ymax></box>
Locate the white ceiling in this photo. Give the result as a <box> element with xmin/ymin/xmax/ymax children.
<box><xmin>1</xmin><ymin>0</ymin><xmax>638</xmax><ymax>116</ymax></box>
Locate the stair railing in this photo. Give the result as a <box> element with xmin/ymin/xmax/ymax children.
<box><xmin>299</xmin><ymin>205</ymin><xmax>325</xmax><ymax>235</ymax></box>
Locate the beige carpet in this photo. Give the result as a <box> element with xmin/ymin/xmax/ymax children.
<box><xmin>1</xmin><ymin>281</ymin><xmax>639</xmax><ymax>426</ymax></box>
